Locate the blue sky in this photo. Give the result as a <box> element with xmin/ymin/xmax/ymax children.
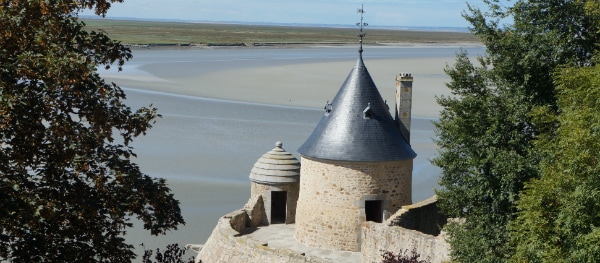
<box><xmin>86</xmin><ymin>0</ymin><xmax>479</xmax><ymax>28</ymax></box>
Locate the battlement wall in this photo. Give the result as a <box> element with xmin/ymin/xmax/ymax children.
<box><xmin>388</xmin><ymin>196</ymin><xmax>447</xmax><ymax>236</ymax></box>
<box><xmin>196</xmin><ymin>210</ymin><xmax>332</xmax><ymax>263</ymax></box>
<box><xmin>195</xmin><ymin>196</ymin><xmax>451</xmax><ymax>263</ymax></box>
<box><xmin>361</xmin><ymin>222</ymin><xmax>450</xmax><ymax>263</ymax></box>
<box><xmin>361</xmin><ymin>196</ymin><xmax>450</xmax><ymax>263</ymax></box>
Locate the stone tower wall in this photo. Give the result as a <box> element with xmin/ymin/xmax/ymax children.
<box><xmin>249</xmin><ymin>182</ymin><xmax>299</xmax><ymax>225</ymax></box>
<box><xmin>294</xmin><ymin>156</ymin><xmax>413</xmax><ymax>251</ymax></box>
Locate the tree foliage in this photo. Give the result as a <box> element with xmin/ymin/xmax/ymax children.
<box><xmin>381</xmin><ymin>248</ymin><xmax>431</xmax><ymax>263</ymax></box>
<box><xmin>0</xmin><ymin>1</ymin><xmax>184</xmax><ymax>262</ymax></box>
<box><xmin>142</xmin><ymin>243</ymin><xmax>195</xmax><ymax>263</ymax></box>
<box><xmin>511</xmin><ymin>57</ymin><xmax>600</xmax><ymax>262</ymax></box>
<box><xmin>433</xmin><ymin>0</ymin><xmax>600</xmax><ymax>262</ymax></box>
<box><xmin>434</xmin><ymin>49</ymin><xmax>536</xmax><ymax>263</ymax></box>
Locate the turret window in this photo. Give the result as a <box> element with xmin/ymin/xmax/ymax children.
<box><xmin>363</xmin><ymin>103</ymin><xmax>372</xmax><ymax>119</ymax></box>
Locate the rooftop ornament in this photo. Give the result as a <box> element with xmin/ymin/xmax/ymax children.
<box><xmin>357</xmin><ymin>4</ymin><xmax>368</xmax><ymax>55</ymax></box>
<box><xmin>297</xmin><ymin>4</ymin><xmax>416</xmax><ymax>162</ymax></box>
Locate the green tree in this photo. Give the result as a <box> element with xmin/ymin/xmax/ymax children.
<box><xmin>434</xmin><ymin>50</ymin><xmax>536</xmax><ymax>262</ymax></box>
<box><xmin>0</xmin><ymin>1</ymin><xmax>185</xmax><ymax>262</ymax></box>
<box><xmin>142</xmin><ymin>244</ymin><xmax>195</xmax><ymax>263</ymax></box>
<box><xmin>433</xmin><ymin>0</ymin><xmax>600</xmax><ymax>262</ymax></box>
<box><xmin>511</xmin><ymin>56</ymin><xmax>600</xmax><ymax>262</ymax></box>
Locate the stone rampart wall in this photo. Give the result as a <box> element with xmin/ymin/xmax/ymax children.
<box><xmin>244</xmin><ymin>195</ymin><xmax>266</xmax><ymax>227</ymax></box>
<box><xmin>388</xmin><ymin>196</ymin><xmax>447</xmax><ymax>236</ymax></box>
<box><xmin>361</xmin><ymin>197</ymin><xmax>450</xmax><ymax>263</ymax></box>
<box><xmin>361</xmin><ymin>222</ymin><xmax>450</xmax><ymax>263</ymax></box>
<box><xmin>196</xmin><ymin>215</ymin><xmax>332</xmax><ymax>263</ymax></box>
<box><xmin>196</xmin><ymin>195</ymin><xmax>451</xmax><ymax>262</ymax></box>
<box><xmin>222</xmin><ymin>210</ymin><xmax>248</xmax><ymax>234</ymax></box>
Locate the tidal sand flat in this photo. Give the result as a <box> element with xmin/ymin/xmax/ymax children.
<box><xmin>99</xmin><ymin>45</ymin><xmax>484</xmax><ymax>255</ymax></box>
<box><xmin>103</xmin><ymin>46</ymin><xmax>484</xmax><ymax>117</ymax></box>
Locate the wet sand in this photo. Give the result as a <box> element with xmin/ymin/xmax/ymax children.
<box><xmin>98</xmin><ymin>45</ymin><xmax>483</xmax><ymax>258</ymax></box>
<box><xmin>104</xmin><ymin>45</ymin><xmax>483</xmax><ymax>117</ymax></box>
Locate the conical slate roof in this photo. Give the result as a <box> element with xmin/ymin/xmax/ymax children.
<box><xmin>297</xmin><ymin>56</ymin><xmax>417</xmax><ymax>162</ymax></box>
<box><xmin>249</xmin><ymin>141</ymin><xmax>300</xmax><ymax>185</ymax></box>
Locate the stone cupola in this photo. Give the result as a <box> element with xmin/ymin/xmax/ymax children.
<box><xmin>249</xmin><ymin>141</ymin><xmax>300</xmax><ymax>185</ymax></box>
<box><xmin>248</xmin><ymin>141</ymin><xmax>300</xmax><ymax>225</ymax></box>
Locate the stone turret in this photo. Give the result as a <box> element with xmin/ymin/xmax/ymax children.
<box><xmin>248</xmin><ymin>141</ymin><xmax>300</xmax><ymax>225</ymax></box>
<box><xmin>295</xmin><ymin>53</ymin><xmax>416</xmax><ymax>252</ymax></box>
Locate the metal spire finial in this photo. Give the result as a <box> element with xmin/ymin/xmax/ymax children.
<box><xmin>356</xmin><ymin>4</ymin><xmax>368</xmax><ymax>55</ymax></box>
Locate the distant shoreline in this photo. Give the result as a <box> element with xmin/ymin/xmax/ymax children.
<box><xmin>123</xmin><ymin>42</ymin><xmax>484</xmax><ymax>50</ymax></box>
<box><xmin>83</xmin><ymin>19</ymin><xmax>481</xmax><ymax>47</ymax></box>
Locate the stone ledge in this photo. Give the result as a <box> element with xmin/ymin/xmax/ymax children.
<box><xmin>197</xmin><ymin>215</ymin><xmax>335</xmax><ymax>263</ymax></box>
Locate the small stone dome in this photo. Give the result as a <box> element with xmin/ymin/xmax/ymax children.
<box><xmin>249</xmin><ymin>141</ymin><xmax>300</xmax><ymax>185</ymax></box>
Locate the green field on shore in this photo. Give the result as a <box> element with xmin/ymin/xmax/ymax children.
<box><xmin>83</xmin><ymin>19</ymin><xmax>479</xmax><ymax>46</ymax></box>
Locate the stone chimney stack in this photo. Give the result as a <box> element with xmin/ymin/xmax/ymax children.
<box><xmin>395</xmin><ymin>73</ymin><xmax>413</xmax><ymax>143</ymax></box>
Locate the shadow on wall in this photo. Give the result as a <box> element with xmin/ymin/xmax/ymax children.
<box><xmin>387</xmin><ymin>195</ymin><xmax>447</xmax><ymax>236</ymax></box>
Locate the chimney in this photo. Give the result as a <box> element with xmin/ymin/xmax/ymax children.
<box><xmin>395</xmin><ymin>73</ymin><xmax>413</xmax><ymax>143</ymax></box>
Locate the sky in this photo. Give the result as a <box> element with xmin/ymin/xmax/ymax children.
<box><xmin>84</xmin><ymin>0</ymin><xmax>481</xmax><ymax>28</ymax></box>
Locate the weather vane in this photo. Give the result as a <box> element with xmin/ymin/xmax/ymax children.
<box><xmin>356</xmin><ymin>4</ymin><xmax>368</xmax><ymax>54</ymax></box>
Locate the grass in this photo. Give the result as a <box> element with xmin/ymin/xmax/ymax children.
<box><xmin>82</xmin><ymin>19</ymin><xmax>480</xmax><ymax>47</ymax></box>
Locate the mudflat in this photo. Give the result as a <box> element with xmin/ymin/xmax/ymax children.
<box><xmin>104</xmin><ymin>45</ymin><xmax>484</xmax><ymax>117</ymax></box>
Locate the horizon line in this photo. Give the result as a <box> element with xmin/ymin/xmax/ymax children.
<box><xmin>80</xmin><ymin>15</ymin><xmax>471</xmax><ymax>33</ymax></box>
